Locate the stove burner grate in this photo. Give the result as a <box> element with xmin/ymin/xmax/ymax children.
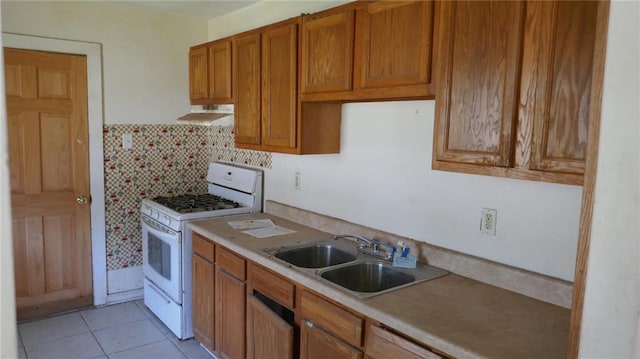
<box><xmin>153</xmin><ymin>194</ymin><xmax>241</xmax><ymax>213</ymax></box>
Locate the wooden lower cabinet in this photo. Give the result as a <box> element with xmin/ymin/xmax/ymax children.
<box><xmin>191</xmin><ymin>235</ymin><xmax>447</xmax><ymax>359</ymax></box>
<box><xmin>301</xmin><ymin>320</ymin><xmax>363</xmax><ymax>359</ymax></box>
<box><xmin>192</xmin><ymin>254</ymin><xmax>215</xmax><ymax>351</ymax></box>
<box><xmin>300</xmin><ymin>291</ymin><xmax>363</xmax><ymax>348</ymax></box>
<box><xmin>246</xmin><ymin>295</ymin><xmax>294</xmax><ymax>359</ymax></box>
<box><xmin>192</xmin><ymin>234</ymin><xmax>215</xmax><ymax>352</ymax></box>
<box><xmin>215</xmin><ymin>247</ymin><xmax>247</xmax><ymax>359</ymax></box>
<box><xmin>215</xmin><ymin>267</ymin><xmax>246</xmax><ymax>359</ymax></box>
<box><xmin>365</xmin><ymin>325</ymin><xmax>443</xmax><ymax>359</ymax></box>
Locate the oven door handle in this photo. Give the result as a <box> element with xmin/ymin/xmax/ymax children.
<box><xmin>141</xmin><ymin>215</ymin><xmax>178</xmax><ymax>236</ymax></box>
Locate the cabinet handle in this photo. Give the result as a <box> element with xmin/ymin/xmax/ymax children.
<box><xmin>304</xmin><ymin>320</ymin><xmax>314</xmax><ymax>328</ymax></box>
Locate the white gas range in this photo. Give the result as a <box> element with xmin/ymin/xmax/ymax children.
<box><xmin>141</xmin><ymin>162</ymin><xmax>263</xmax><ymax>339</ymax></box>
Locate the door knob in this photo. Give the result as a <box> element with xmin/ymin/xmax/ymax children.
<box><xmin>76</xmin><ymin>196</ymin><xmax>89</xmax><ymax>205</ymax></box>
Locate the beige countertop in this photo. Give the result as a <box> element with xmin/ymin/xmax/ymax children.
<box><xmin>190</xmin><ymin>213</ymin><xmax>569</xmax><ymax>359</ymax></box>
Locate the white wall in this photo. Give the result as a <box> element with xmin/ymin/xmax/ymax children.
<box><xmin>579</xmin><ymin>1</ymin><xmax>640</xmax><ymax>357</ymax></box>
<box><xmin>0</xmin><ymin>6</ymin><xmax>18</xmax><ymax>358</ymax></box>
<box><xmin>209</xmin><ymin>2</ymin><xmax>583</xmax><ymax>281</ymax></box>
<box><xmin>1</xmin><ymin>1</ymin><xmax>208</xmax><ymax>125</ymax></box>
<box><xmin>268</xmin><ymin>102</ymin><xmax>582</xmax><ymax>281</ymax></box>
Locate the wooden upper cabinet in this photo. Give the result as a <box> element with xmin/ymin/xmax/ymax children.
<box><xmin>301</xmin><ymin>1</ymin><xmax>435</xmax><ymax>102</ymax></box>
<box><xmin>261</xmin><ymin>20</ymin><xmax>298</xmax><ymax>149</ymax></box>
<box><xmin>434</xmin><ymin>0</ymin><xmax>525</xmax><ymax>167</ymax></box>
<box><xmin>525</xmin><ymin>0</ymin><xmax>599</xmax><ymax>175</ymax></box>
<box><xmin>234</xmin><ymin>17</ymin><xmax>341</xmax><ymax>155</ymax></box>
<box><xmin>354</xmin><ymin>1</ymin><xmax>434</xmax><ymax>94</ymax></box>
<box><xmin>208</xmin><ymin>40</ymin><xmax>232</xmax><ymax>100</ymax></box>
<box><xmin>234</xmin><ymin>31</ymin><xmax>262</xmax><ymax>146</ymax></box>
<box><xmin>189</xmin><ymin>38</ymin><xmax>233</xmax><ymax>105</ymax></box>
<box><xmin>301</xmin><ymin>9</ymin><xmax>355</xmax><ymax>94</ymax></box>
<box><xmin>433</xmin><ymin>0</ymin><xmax>606</xmax><ymax>185</ymax></box>
<box><xmin>189</xmin><ymin>47</ymin><xmax>208</xmax><ymax>101</ymax></box>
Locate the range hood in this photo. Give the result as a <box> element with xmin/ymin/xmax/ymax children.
<box><xmin>177</xmin><ymin>104</ymin><xmax>234</xmax><ymax>126</ymax></box>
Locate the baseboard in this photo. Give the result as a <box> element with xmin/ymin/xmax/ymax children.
<box><xmin>106</xmin><ymin>289</ymin><xmax>144</xmax><ymax>305</ymax></box>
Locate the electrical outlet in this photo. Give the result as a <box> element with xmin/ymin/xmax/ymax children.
<box><xmin>122</xmin><ymin>133</ymin><xmax>133</xmax><ymax>150</ymax></box>
<box><xmin>480</xmin><ymin>208</ymin><xmax>497</xmax><ymax>235</ymax></box>
<box><xmin>294</xmin><ymin>172</ymin><xmax>301</xmax><ymax>191</ymax></box>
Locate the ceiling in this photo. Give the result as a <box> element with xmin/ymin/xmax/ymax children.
<box><xmin>115</xmin><ymin>0</ymin><xmax>260</xmax><ymax>19</ymax></box>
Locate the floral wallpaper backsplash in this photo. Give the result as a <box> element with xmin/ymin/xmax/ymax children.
<box><xmin>103</xmin><ymin>124</ymin><xmax>271</xmax><ymax>271</ymax></box>
<box><xmin>209</xmin><ymin>126</ymin><xmax>272</xmax><ymax>168</ymax></box>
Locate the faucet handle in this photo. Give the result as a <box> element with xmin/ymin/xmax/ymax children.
<box><xmin>356</xmin><ymin>236</ymin><xmax>373</xmax><ymax>248</ymax></box>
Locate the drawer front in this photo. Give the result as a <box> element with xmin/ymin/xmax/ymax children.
<box><xmin>365</xmin><ymin>325</ymin><xmax>443</xmax><ymax>359</ymax></box>
<box><xmin>192</xmin><ymin>233</ymin><xmax>215</xmax><ymax>262</ymax></box>
<box><xmin>216</xmin><ymin>246</ymin><xmax>246</xmax><ymax>280</ymax></box>
<box><xmin>249</xmin><ymin>263</ymin><xmax>295</xmax><ymax>309</ymax></box>
<box><xmin>143</xmin><ymin>278</ymin><xmax>184</xmax><ymax>339</ymax></box>
<box><xmin>301</xmin><ymin>290</ymin><xmax>363</xmax><ymax>348</ymax></box>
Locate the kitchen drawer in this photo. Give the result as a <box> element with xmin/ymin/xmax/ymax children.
<box><xmin>301</xmin><ymin>290</ymin><xmax>364</xmax><ymax>348</ymax></box>
<box><xmin>365</xmin><ymin>325</ymin><xmax>444</xmax><ymax>359</ymax></box>
<box><xmin>192</xmin><ymin>233</ymin><xmax>214</xmax><ymax>262</ymax></box>
<box><xmin>248</xmin><ymin>263</ymin><xmax>295</xmax><ymax>309</ymax></box>
<box><xmin>216</xmin><ymin>246</ymin><xmax>246</xmax><ymax>280</ymax></box>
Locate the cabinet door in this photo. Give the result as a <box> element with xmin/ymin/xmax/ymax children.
<box><xmin>234</xmin><ymin>32</ymin><xmax>262</xmax><ymax>146</ymax></box>
<box><xmin>246</xmin><ymin>295</ymin><xmax>293</xmax><ymax>359</ymax></box>
<box><xmin>526</xmin><ymin>0</ymin><xmax>598</xmax><ymax>174</ymax></box>
<box><xmin>189</xmin><ymin>46</ymin><xmax>208</xmax><ymax>101</ymax></box>
<box><xmin>301</xmin><ymin>320</ymin><xmax>363</xmax><ymax>359</ymax></box>
<box><xmin>248</xmin><ymin>263</ymin><xmax>295</xmax><ymax>309</ymax></box>
<box><xmin>192</xmin><ymin>254</ymin><xmax>214</xmax><ymax>352</ymax></box>
<box><xmin>434</xmin><ymin>1</ymin><xmax>525</xmax><ymax>167</ymax></box>
<box><xmin>261</xmin><ymin>20</ymin><xmax>298</xmax><ymax>149</ymax></box>
<box><xmin>208</xmin><ymin>40</ymin><xmax>232</xmax><ymax>100</ymax></box>
<box><xmin>215</xmin><ymin>268</ymin><xmax>246</xmax><ymax>359</ymax></box>
<box><xmin>354</xmin><ymin>1</ymin><xmax>434</xmax><ymax>92</ymax></box>
<box><xmin>300</xmin><ymin>290</ymin><xmax>363</xmax><ymax>348</ymax></box>
<box><xmin>301</xmin><ymin>10</ymin><xmax>355</xmax><ymax>94</ymax></box>
<box><xmin>365</xmin><ymin>325</ymin><xmax>442</xmax><ymax>359</ymax></box>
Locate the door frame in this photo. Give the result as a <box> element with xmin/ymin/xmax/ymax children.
<box><xmin>3</xmin><ymin>33</ymin><xmax>108</xmax><ymax>307</ymax></box>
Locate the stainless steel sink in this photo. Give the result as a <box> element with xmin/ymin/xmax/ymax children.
<box><xmin>263</xmin><ymin>237</ymin><xmax>449</xmax><ymax>298</ymax></box>
<box><xmin>274</xmin><ymin>244</ymin><xmax>357</xmax><ymax>268</ymax></box>
<box><xmin>319</xmin><ymin>260</ymin><xmax>449</xmax><ymax>298</ymax></box>
<box><xmin>320</xmin><ymin>262</ymin><xmax>414</xmax><ymax>292</ymax></box>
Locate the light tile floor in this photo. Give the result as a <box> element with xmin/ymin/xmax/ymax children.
<box><xmin>16</xmin><ymin>300</ymin><xmax>212</xmax><ymax>359</ymax></box>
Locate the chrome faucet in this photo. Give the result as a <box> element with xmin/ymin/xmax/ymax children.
<box><xmin>333</xmin><ymin>234</ymin><xmax>396</xmax><ymax>261</ymax></box>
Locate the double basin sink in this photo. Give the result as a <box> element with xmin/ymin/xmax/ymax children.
<box><xmin>263</xmin><ymin>237</ymin><xmax>448</xmax><ymax>298</ymax></box>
